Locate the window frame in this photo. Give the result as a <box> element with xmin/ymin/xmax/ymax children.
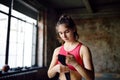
<box><xmin>0</xmin><ymin>0</ymin><xmax>40</xmax><ymax>69</ymax></box>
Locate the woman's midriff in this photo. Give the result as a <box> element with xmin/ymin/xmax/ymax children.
<box><xmin>59</xmin><ymin>70</ymin><xmax>82</xmax><ymax>80</ymax></box>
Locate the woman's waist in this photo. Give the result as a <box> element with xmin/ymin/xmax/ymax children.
<box><xmin>59</xmin><ymin>70</ymin><xmax>82</xmax><ymax>80</ymax></box>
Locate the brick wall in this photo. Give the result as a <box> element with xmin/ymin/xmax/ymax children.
<box><xmin>74</xmin><ymin>17</ymin><xmax>120</xmax><ymax>73</ymax></box>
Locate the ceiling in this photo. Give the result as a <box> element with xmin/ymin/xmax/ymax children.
<box><xmin>23</xmin><ymin>0</ymin><xmax>120</xmax><ymax>18</ymax></box>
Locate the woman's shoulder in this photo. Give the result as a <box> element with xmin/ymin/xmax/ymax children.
<box><xmin>53</xmin><ymin>46</ymin><xmax>62</xmax><ymax>55</ymax></box>
<box><xmin>80</xmin><ymin>44</ymin><xmax>91</xmax><ymax>56</ymax></box>
<box><xmin>81</xmin><ymin>44</ymin><xmax>90</xmax><ymax>51</ymax></box>
<box><xmin>81</xmin><ymin>44</ymin><xmax>88</xmax><ymax>48</ymax></box>
<box><xmin>54</xmin><ymin>46</ymin><xmax>61</xmax><ymax>51</ymax></box>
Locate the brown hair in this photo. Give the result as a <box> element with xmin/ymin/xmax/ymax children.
<box><xmin>56</xmin><ymin>14</ymin><xmax>79</xmax><ymax>44</ymax></box>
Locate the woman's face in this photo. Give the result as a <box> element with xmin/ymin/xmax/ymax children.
<box><xmin>57</xmin><ymin>24</ymin><xmax>74</xmax><ymax>42</ymax></box>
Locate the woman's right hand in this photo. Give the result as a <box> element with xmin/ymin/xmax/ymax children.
<box><xmin>55</xmin><ymin>64</ymin><xmax>70</xmax><ymax>73</ymax></box>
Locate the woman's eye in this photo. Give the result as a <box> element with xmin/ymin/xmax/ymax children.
<box><xmin>65</xmin><ymin>30</ymin><xmax>69</xmax><ymax>33</ymax></box>
<box><xmin>59</xmin><ymin>32</ymin><xmax>62</xmax><ymax>35</ymax></box>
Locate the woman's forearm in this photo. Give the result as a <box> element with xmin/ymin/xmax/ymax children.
<box><xmin>48</xmin><ymin>65</ymin><xmax>58</xmax><ymax>78</ymax></box>
<box><xmin>73</xmin><ymin>63</ymin><xmax>94</xmax><ymax>80</ymax></box>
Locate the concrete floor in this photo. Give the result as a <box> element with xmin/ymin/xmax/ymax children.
<box><xmin>95</xmin><ymin>73</ymin><xmax>120</xmax><ymax>80</ymax></box>
<box><xmin>95</xmin><ymin>78</ymin><xmax>120</xmax><ymax>80</ymax></box>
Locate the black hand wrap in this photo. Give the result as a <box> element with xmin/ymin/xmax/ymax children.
<box><xmin>58</xmin><ymin>54</ymin><xmax>71</xmax><ymax>80</ymax></box>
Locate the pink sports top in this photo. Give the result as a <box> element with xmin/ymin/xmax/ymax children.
<box><xmin>57</xmin><ymin>42</ymin><xmax>84</xmax><ymax>71</ymax></box>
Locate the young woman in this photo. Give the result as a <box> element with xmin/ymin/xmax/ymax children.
<box><xmin>47</xmin><ymin>15</ymin><xmax>94</xmax><ymax>80</ymax></box>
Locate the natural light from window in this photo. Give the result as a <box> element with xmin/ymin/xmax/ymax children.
<box><xmin>9</xmin><ymin>10</ymin><xmax>37</xmax><ymax>68</ymax></box>
<box><xmin>0</xmin><ymin>13</ymin><xmax>8</xmax><ymax>69</ymax></box>
<box><xmin>0</xmin><ymin>3</ymin><xmax>37</xmax><ymax>69</ymax></box>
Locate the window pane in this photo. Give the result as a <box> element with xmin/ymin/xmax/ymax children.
<box><xmin>0</xmin><ymin>13</ymin><xmax>8</xmax><ymax>69</ymax></box>
<box><xmin>0</xmin><ymin>56</ymin><xmax>5</xmax><ymax>68</ymax></box>
<box><xmin>0</xmin><ymin>3</ymin><xmax>9</xmax><ymax>13</ymax></box>
<box><xmin>8</xmin><ymin>55</ymin><xmax>17</xmax><ymax>68</ymax></box>
<box><xmin>9</xmin><ymin>17</ymin><xmax>24</xmax><ymax>67</ymax></box>
<box><xmin>16</xmin><ymin>44</ymin><xmax>23</xmax><ymax>67</ymax></box>
<box><xmin>23</xmin><ymin>23</ymin><xmax>33</xmax><ymax>67</ymax></box>
<box><xmin>12</xmin><ymin>10</ymin><xmax>26</xmax><ymax>20</ymax></box>
<box><xmin>9</xmin><ymin>14</ymin><xmax>37</xmax><ymax>68</ymax></box>
<box><xmin>31</xmin><ymin>25</ymin><xmax>37</xmax><ymax>65</ymax></box>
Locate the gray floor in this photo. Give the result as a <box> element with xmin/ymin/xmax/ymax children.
<box><xmin>95</xmin><ymin>77</ymin><xmax>120</xmax><ymax>80</ymax></box>
<box><xmin>95</xmin><ymin>73</ymin><xmax>120</xmax><ymax>80</ymax></box>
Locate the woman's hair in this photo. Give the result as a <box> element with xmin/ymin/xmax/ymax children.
<box><xmin>56</xmin><ymin>14</ymin><xmax>79</xmax><ymax>44</ymax></box>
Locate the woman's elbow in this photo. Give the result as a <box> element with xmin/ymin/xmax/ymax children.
<box><xmin>47</xmin><ymin>70</ymin><xmax>52</xmax><ymax>78</ymax></box>
<box><xmin>47</xmin><ymin>70</ymin><xmax>55</xmax><ymax>78</ymax></box>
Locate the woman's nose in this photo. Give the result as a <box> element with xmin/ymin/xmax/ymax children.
<box><xmin>63</xmin><ymin>33</ymin><xmax>66</xmax><ymax>37</ymax></box>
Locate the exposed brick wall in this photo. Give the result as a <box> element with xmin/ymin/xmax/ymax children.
<box><xmin>74</xmin><ymin>17</ymin><xmax>120</xmax><ymax>73</ymax></box>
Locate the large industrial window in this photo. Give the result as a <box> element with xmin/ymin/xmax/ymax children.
<box><xmin>0</xmin><ymin>0</ymin><xmax>38</xmax><ymax>69</ymax></box>
<box><xmin>0</xmin><ymin>4</ymin><xmax>8</xmax><ymax>69</ymax></box>
<box><xmin>9</xmin><ymin>10</ymin><xmax>37</xmax><ymax>67</ymax></box>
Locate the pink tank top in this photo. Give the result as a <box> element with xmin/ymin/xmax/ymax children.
<box><xmin>58</xmin><ymin>43</ymin><xmax>84</xmax><ymax>71</ymax></box>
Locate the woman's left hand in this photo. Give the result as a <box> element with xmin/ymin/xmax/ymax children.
<box><xmin>66</xmin><ymin>52</ymin><xmax>77</xmax><ymax>66</ymax></box>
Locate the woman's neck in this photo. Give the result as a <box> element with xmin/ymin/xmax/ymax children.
<box><xmin>64</xmin><ymin>40</ymin><xmax>78</xmax><ymax>45</ymax></box>
<box><xmin>64</xmin><ymin>40</ymin><xmax>79</xmax><ymax>51</ymax></box>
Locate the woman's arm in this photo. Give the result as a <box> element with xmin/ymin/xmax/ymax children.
<box><xmin>47</xmin><ymin>48</ymin><xmax>59</xmax><ymax>78</ymax></box>
<box><xmin>66</xmin><ymin>45</ymin><xmax>94</xmax><ymax>80</ymax></box>
<box><xmin>76</xmin><ymin>45</ymin><xmax>94</xmax><ymax>80</ymax></box>
<box><xmin>48</xmin><ymin>47</ymin><xmax>69</xmax><ymax>78</ymax></box>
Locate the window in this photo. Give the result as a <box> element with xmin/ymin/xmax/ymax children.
<box><xmin>0</xmin><ymin>13</ymin><xmax>8</xmax><ymax>69</ymax></box>
<box><xmin>0</xmin><ymin>4</ymin><xmax>8</xmax><ymax>69</ymax></box>
<box><xmin>0</xmin><ymin>3</ymin><xmax>9</xmax><ymax>13</ymax></box>
<box><xmin>0</xmin><ymin>0</ymin><xmax>38</xmax><ymax>69</ymax></box>
<box><xmin>9</xmin><ymin>13</ymin><xmax>37</xmax><ymax>67</ymax></box>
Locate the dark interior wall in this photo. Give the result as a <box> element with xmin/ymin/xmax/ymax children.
<box><xmin>74</xmin><ymin>16</ymin><xmax>120</xmax><ymax>73</ymax></box>
<box><xmin>46</xmin><ymin>9</ymin><xmax>59</xmax><ymax>67</ymax></box>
